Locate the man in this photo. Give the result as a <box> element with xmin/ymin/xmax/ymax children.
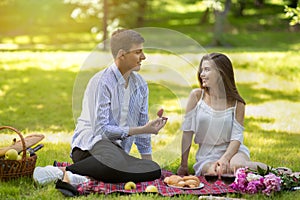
<box><xmin>33</xmin><ymin>29</ymin><xmax>166</xmax><ymax>185</ymax></box>
<box><xmin>71</xmin><ymin>29</ymin><xmax>164</xmax><ymax>162</ymax></box>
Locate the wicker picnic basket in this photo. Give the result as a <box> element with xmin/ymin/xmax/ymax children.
<box><xmin>0</xmin><ymin>126</ymin><xmax>37</xmax><ymax>181</ymax></box>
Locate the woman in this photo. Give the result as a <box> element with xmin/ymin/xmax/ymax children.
<box><xmin>177</xmin><ymin>53</ymin><xmax>267</xmax><ymax>176</ymax></box>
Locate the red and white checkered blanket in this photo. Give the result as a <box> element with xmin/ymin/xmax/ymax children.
<box><xmin>56</xmin><ymin>162</ymin><xmax>235</xmax><ymax>196</ymax></box>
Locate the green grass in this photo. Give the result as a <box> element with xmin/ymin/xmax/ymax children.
<box><xmin>0</xmin><ymin>51</ymin><xmax>300</xmax><ymax>199</ymax></box>
<box><xmin>1</xmin><ymin>0</ymin><xmax>300</xmax><ymax>198</ymax></box>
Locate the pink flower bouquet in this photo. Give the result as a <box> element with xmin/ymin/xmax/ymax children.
<box><xmin>230</xmin><ymin>167</ymin><xmax>281</xmax><ymax>196</ymax></box>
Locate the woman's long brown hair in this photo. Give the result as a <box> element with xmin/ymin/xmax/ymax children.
<box><xmin>197</xmin><ymin>53</ymin><xmax>246</xmax><ymax>104</ymax></box>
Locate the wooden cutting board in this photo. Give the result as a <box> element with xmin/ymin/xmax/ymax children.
<box><xmin>0</xmin><ymin>134</ymin><xmax>44</xmax><ymax>157</ymax></box>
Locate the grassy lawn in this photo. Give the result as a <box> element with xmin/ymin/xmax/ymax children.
<box><xmin>1</xmin><ymin>0</ymin><xmax>300</xmax><ymax>199</ymax></box>
<box><xmin>0</xmin><ymin>50</ymin><xmax>300</xmax><ymax>199</ymax></box>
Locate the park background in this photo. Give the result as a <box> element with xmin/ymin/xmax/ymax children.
<box><xmin>0</xmin><ymin>0</ymin><xmax>300</xmax><ymax>199</ymax></box>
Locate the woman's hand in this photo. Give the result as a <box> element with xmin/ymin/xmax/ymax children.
<box><xmin>215</xmin><ymin>157</ymin><xmax>230</xmax><ymax>175</ymax></box>
<box><xmin>206</xmin><ymin>164</ymin><xmax>218</xmax><ymax>175</ymax></box>
<box><xmin>177</xmin><ymin>165</ymin><xmax>189</xmax><ymax>176</ymax></box>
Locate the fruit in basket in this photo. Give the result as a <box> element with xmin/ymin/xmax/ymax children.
<box><xmin>5</xmin><ymin>149</ymin><xmax>18</xmax><ymax>160</ymax></box>
<box><xmin>17</xmin><ymin>155</ymin><xmax>22</xmax><ymax>160</ymax></box>
<box><xmin>20</xmin><ymin>150</ymin><xmax>30</xmax><ymax>158</ymax></box>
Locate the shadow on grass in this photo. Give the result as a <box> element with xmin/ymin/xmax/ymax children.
<box><xmin>245</xmin><ymin>116</ymin><xmax>300</xmax><ymax>170</ymax></box>
<box><xmin>238</xmin><ymin>83</ymin><xmax>300</xmax><ymax>104</ymax></box>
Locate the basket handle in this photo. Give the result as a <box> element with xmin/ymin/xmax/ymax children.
<box><xmin>0</xmin><ymin>126</ymin><xmax>27</xmax><ymax>160</ymax></box>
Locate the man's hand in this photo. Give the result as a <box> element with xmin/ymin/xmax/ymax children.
<box><xmin>128</xmin><ymin>112</ymin><xmax>167</xmax><ymax>136</ymax></box>
<box><xmin>143</xmin><ymin>118</ymin><xmax>166</xmax><ymax>134</ymax></box>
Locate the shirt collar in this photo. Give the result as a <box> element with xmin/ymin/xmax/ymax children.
<box><xmin>111</xmin><ymin>63</ymin><xmax>126</xmax><ymax>85</ymax></box>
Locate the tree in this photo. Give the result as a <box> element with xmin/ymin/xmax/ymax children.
<box><xmin>64</xmin><ymin>0</ymin><xmax>150</xmax><ymax>50</ymax></box>
<box><xmin>136</xmin><ymin>1</ymin><xmax>147</xmax><ymax>27</ymax></box>
<box><xmin>286</xmin><ymin>0</ymin><xmax>299</xmax><ymax>8</ymax></box>
<box><xmin>285</xmin><ymin>5</ymin><xmax>300</xmax><ymax>26</ymax></box>
<box><xmin>102</xmin><ymin>0</ymin><xmax>108</xmax><ymax>50</ymax></box>
<box><xmin>0</xmin><ymin>0</ymin><xmax>78</xmax><ymax>38</ymax></box>
<box><xmin>235</xmin><ymin>0</ymin><xmax>246</xmax><ymax>17</ymax></box>
<box><xmin>254</xmin><ymin>0</ymin><xmax>264</xmax><ymax>8</ymax></box>
<box><xmin>204</xmin><ymin>0</ymin><xmax>231</xmax><ymax>46</ymax></box>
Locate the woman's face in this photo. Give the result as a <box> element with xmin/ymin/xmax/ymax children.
<box><xmin>200</xmin><ymin>60</ymin><xmax>220</xmax><ymax>88</ymax></box>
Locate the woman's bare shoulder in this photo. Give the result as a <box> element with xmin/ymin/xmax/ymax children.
<box><xmin>189</xmin><ymin>88</ymin><xmax>202</xmax><ymax>100</ymax></box>
<box><xmin>186</xmin><ymin>88</ymin><xmax>202</xmax><ymax>113</ymax></box>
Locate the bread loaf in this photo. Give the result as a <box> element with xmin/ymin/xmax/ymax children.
<box><xmin>164</xmin><ymin>175</ymin><xmax>200</xmax><ymax>188</ymax></box>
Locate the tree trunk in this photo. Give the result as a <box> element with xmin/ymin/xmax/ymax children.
<box><xmin>212</xmin><ymin>0</ymin><xmax>231</xmax><ymax>46</ymax></box>
<box><xmin>199</xmin><ymin>8</ymin><xmax>210</xmax><ymax>24</ymax></box>
<box><xmin>237</xmin><ymin>0</ymin><xmax>246</xmax><ymax>17</ymax></box>
<box><xmin>254</xmin><ymin>0</ymin><xmax>264</xmax><ymax>8</ymax></box>
<box><xmin>136</xmin><ymin>1</ymin><xmax>147</xmax><ymax>27</ymax></box>
<box><xmin>102</xmin><ymin>0</ymin><xmax>108</xmax><ymax>51</ymax></box>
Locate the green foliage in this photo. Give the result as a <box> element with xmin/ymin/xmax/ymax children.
<box><xmin>0</xmin><ymin>0</ymin><xmax>90</xmax><ymax>35</ymax></box>
<box><xmin>1</xmin><ymin>0</ymin><xmax>300</xmax><ymax>50</ymax></box>
<box><xmin>285</xmin><ymin>5</ymin><xmax>300</xmax><ymax>25</ymax></box>
<box><xmin>279</xmin><ymin>173</ymin><xmax>300</xmax><ymax>191</ymax></box>
<box><xmin>64</xmin><ymin>0</ymin><xmax>151</xmax><ymax>35</ymax></box>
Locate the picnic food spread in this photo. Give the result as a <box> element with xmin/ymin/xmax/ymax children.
<box><xmin>164</xmin><ymin>175</ymin><xmax>201</xmax><ymax>188</ymax></box>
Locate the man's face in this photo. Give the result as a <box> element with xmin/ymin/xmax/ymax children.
<box><xmin>123</xmin><ymin>43</ymin><xmax>146</xmax><ymax>72</ymax></box>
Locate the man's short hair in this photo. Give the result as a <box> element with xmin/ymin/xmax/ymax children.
<box><xmin>110</xmin><ymin>29</ymin><xmax>145</xmax><ymax>59</ymax></box>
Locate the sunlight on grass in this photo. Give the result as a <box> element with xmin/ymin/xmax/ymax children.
<box><xmin>244</xmin><ymin>130</ymin><xmax>300</xmax><ymax>171</ymax></box>
<box><xmin>14</xmin><ymin>35</ymin><xmax>31</xmax><ymax>44</ymax></box>
<box><xmin>246</xmin><ymin>101</ymin><xmax>300</xmax><ymax>133</ymax></box>
<box><xmin>0</xmin><ymin>51</ymin><xmax>88</xmax><ymax>71</ymax></box>
<box><xmin>243</xmin><ymin>8</ymin><xmax>257</xmax><ymax>15</ymax></box>
<box><xmin>164</xmin><ymin>0</ymin><xmax>204</xmax><ymax>13</ymax></box>
<box><xmin>0</xmin><ymin>132</ymin><xmax>72</xmax><ymax>148</ymax></box>
<box><xmin>269</xmin><ymin>0</ymin><xmax>286</xmax><ymax>5</ymax></box>
<box><xmin>229</xmin><ymin>52</ymin><xmax>300</xmax><ymax>81</ymax></box>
